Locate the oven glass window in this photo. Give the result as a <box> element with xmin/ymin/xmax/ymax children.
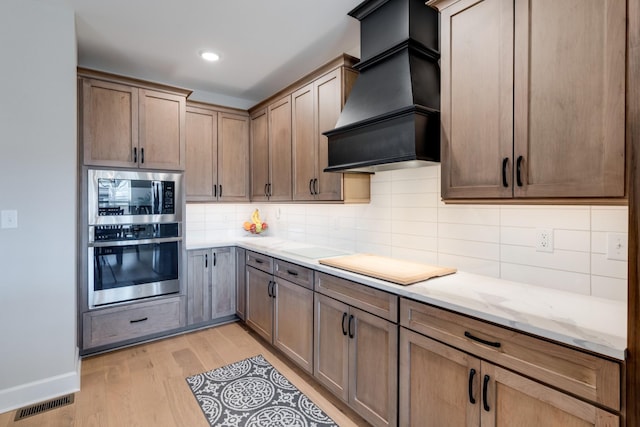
<box><xmin>93</xmin><ymin>242</ymin><xmax>179</xmax><ymax>291</ymax></box>
<box><xmin>97</xmin><ymin>179</ymin><xmax>174</xmax><ymax>216</ymax></box>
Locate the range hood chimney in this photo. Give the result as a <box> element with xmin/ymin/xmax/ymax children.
<box><xmin>324</xmin><ymin>0</ymin><xmax>440</xmax><ymax>173</ymax></box>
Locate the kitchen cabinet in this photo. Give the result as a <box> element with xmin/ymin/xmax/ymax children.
<box><xmin>250</xmin><ymin>95</ymin><xmax>292</xmax><ymax>201</ymax></box>
<box><xmin>431</xmin><ymin>0</ymin><xmax>626</xmax><ymax>200</ymax></box>
<box><xmin>186</xmin><ymin>247</ymin><xmax>235</xmax><ymax>326</ymax></box>
<box><xmin>185</xmin><ymin>103</ymin><xmax>250</xmax><ymax>202</ymax></box>
<box><xmin>82</xmin><ymin>296</ymin><xmax>184</xmax><ymax>351</ymax></box>
<box><xmin>399</xmin><ymin>298</ymin><xmax>621</xmax><ymax>426</ymax></box>
<box><xmin>314</xmin><ymin>272</ymin><xmax>398</xmax><ymax>427</ymax></box>
<box><xmin>249</xmin><ymin>54</ymin><xmax>370</xmax><ymax>203</ymax></box>
<box><xmin>292</xmin><ymin>68</ymin><xmax>369</xmax><ymax>202</ymax></box>
<box><xmin>79</xmin><ymin>69</ymin><xmax>188</xmax><ymax>170</ymax></box>
<box><xmin>235</xmin><ymin>247</ymin><xmax>246</xmax><ymax>320</ymax></box>
<box><xmin>245</xmin><ymin>251</ymin><xmax>314</xmax><ymax>373</ymax></box>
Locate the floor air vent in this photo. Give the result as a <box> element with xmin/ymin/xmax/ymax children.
<box><xmin>14</xmin><ymin>394</ymin><xmax>74</xmax><ymax>421</ymax></box>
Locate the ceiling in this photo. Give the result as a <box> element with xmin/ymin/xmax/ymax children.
<box><xmin>68</xmin><ymin>0</ymin><xmax>363</xmax><ymax>109</ymax></box>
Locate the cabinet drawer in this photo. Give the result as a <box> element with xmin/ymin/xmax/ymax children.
<box><xmin>83</xmin><ymin>297</ymin><xmax>182</xmax><ymax>349</ymax></box>
<box><xmin>315</xmin><ymin>272</ymin><xmax>398</xmax><ymax>322</ymax></box>
<box><xmin>275</xmin><ymin>259</ymin><xmax>314</xmax><ymax>290</ymax></box>
<box><xmin>400</xmin><ymin>298</ymin><xmax>620</xmax><ymax>411</ymax></box>
<box><xmin>246</xmin><ymin>250</ymin><xmax>274</xmax><ymax>273</ymax></box>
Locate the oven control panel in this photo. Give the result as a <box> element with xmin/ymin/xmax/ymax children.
<box><xmin>92</xmin><ymin>223</ymin><xmax>180</xmax><ymax>242</ymax></box>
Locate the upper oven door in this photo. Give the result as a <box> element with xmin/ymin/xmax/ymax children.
<box><xmin>88</xmin><ymin>169</ymin><xmax>182</xmax><ymax>225</ymax></box>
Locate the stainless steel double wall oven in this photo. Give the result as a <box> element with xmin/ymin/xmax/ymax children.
<box><xmin>87</xmin><ymin>169</ymin><xmax>183</xmax><ymax>308</ymax></box>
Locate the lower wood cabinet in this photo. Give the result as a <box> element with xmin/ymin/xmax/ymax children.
<box><xmin>245</xmin><ymin>253</ymin><xmax>314</xmax><ymax>374</ymax></box>
<box><xmin>235</xmin><ymin>247</ymin><xmax>246</xmax><ymax>320</ymax></box>
<box><xmin>246</xmin><ymin>265</ymin><xmax>274</xmax><ymax>341</ymax></box>
<box><xmin>186</xmin><ymin>247</ymin><xmax>235</xmax><ymax>326</ymax></box>
<box><xmin>314</xmin><ymin>292</ymin><xmax>398</xmax><ymax>427</ymax></box>
<box><xmin>82</xmin><ymin>296</ymin><xmax>184</xmax><ymax>351</ymax></box>
<box><xmin>399</xmin><ymin>328</ymin><xmax>619</xmax><ymax>427</ymax></box>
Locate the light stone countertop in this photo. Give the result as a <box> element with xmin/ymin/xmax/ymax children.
<box><xmin>187</xmin><ymin>236</ymin><xmax>627</xmax><ymax>360</ymax></box>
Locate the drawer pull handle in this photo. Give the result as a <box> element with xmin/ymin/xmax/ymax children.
<box><xmin>468</xmin><ymin>368</ymin><xmax>477</xmax><ymax>404</ymax></box>
<box><xmin>516</xmin><ymin>155</ymin><xmax>524</xmax><ymax>187</ymax></box>
<box><xmin>130</xmin><ymin>317</ymin><xmax>148</xmax><ymax>324</ymax></box>
<box><xmin>464</xmin><ymin>331</ymin><xmax>501</xmax><ymax>348</ymax></box>
<box><xmin>255</xmin><ymin>259</ymin><xmax>264</xmax><ymax>264</ymax></box>
<box><xmin>348</xmin><ymin>314</ymin><xmax>355</xmax><ymax>339</ymax></box>
<box><xmin>287</xmin><ymin>269</ymin><xmax>299</xmax><ymax>276</ymax></box>
<box><xmin>341</xmin><ymin>312</ymin><xmax>348</xmax><ymax>336</ymax></box>
<box><xmin>482</xmin><ymin>375</ymin><xmax>491</xmax><ymax>412</ymax></box>
<box><xmin>501</xmin><ymin>157</ymin><xmax>509</xmax><ymax>187</ymax></box>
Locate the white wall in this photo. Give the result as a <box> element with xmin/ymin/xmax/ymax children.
<box><xmin>187</xmin><ymin>166</ymin><xmax>628</xmax><ymax>301</ymax></box>
<box><xmin>0</xmin><ymin>0</ymin><xmax>80</xmax><ymax>413</ymax></box>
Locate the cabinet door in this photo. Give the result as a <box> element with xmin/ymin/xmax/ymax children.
<box><xmin>218</xmin><ymin>112</ymin><xmax>250</xmax><ymax>201</ymax></box>
<box><xmin>250</xmin><ymin>109</ymin><xmax>270</xmax><ymax>201</ymax></box>
<box><xmin>315</xmin><ymin>69</ymin><xmax>344</xmax><ymax>201</ymax></box>
<box><xmin>246</xmin><ymin>266</ymin><xmax>273</xmax><ymax>342</ymax></box>
<box><xmin>138</xmin><ymin>89</ymin><xmax>185</xmax><ymax>170</ymax></box>
<box><xmin>273</xmin><ymin>278</ymin><xmax>314</xmax><ymax>374</ymax></box>
<box><xmin>513</xmin><ymin>0</ymin><xmax>626</xmax><ymax>198</ymax></box>
<box><xmin>268</xmin><ymin>95</ymin><xmax>293</xmax><ymax>201</ymax></box>
<box><xmin>186</xmin><ymin>250</ymin><xmax>211</xmax><ymax>325</ymax></box>
<box><xmin>349</xmin><ymin>307</ymin><xmax>398</xmax><ymax>427</ymax></box>
<box><xmin>399</xmin><ymin>328</ymin><xmax>480</xmax><ymax>427</ymax></box>
<box><xmin>292</xmin><ymin>83</ymin><xmax>317</xmax><ymax>201</ymax></box>
<box><xmin>210</xmin><ymin>247</ymin><xmax>236</xmax><ymax>318</ymax></box>
<box><xmin>314</xmin><ymin>293</ymin><xmax>350</xmax><ymax>401</ymax></box>
<box><xmin>81</xmin><ymin>78</ymin><xmax>138</xmax><ymax>167</ymax></box>
<box><xmin>440</xmin><ymin>0</ymin><xmax>514</xmax><ymax>199</ymax></box>
<box><xmin>235</xmin><ymin>248</ymin><xmax>246</xmax><ymax>320</ymax></box>
<box><xmin>481</xmin><ymin>363</ymin><xmax>619</xmax><ymax>427</ymax></box>
<box><xmin>185</xmin><ymin>106</ymin><xmax>217</xmax><ymax>200</ymax></box>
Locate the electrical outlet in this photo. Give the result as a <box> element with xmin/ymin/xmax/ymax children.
<box><xmin>607</xmin><ymin>232</ymin><xmax>628</xmax><ymax>261</ymax></box>
<box><xmin>535</xmin><ymin>228</ymin><xmax>553</xmax><ymax>252</ymax></box>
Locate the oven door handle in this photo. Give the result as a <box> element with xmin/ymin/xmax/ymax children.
<box><xmin>89</xmin><ymin>236</ymin><xmax>183</xmax><ymax>247</ymax></box>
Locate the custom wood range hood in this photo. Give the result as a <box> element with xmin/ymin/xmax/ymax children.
<box><xmin>323</xmin><ymin>0</ymin><xmax>441</xmax><ymax>173</ymax></box>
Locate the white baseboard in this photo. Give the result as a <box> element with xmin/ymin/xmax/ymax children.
<box><xmin>0</xmin><ymin>348</ymin><xmax>81</xmax><ymax>415</ymax></box>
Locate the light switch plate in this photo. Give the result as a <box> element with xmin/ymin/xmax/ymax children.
<box><xmin>1</xmin><ymin>210</ymin><xmax>18</xmax><ymax>229</ymax></box>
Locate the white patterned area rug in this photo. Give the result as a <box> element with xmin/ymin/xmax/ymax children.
<box><xmin>186</xmin><ymin>354</ymin><xmax>338</xmax><ymax>427</ymax></box>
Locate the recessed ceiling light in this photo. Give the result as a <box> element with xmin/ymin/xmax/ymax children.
<box><xmin>200</xmin><ymin>51</ymin><xmax>220</xmax><ymax>62</ymax></box>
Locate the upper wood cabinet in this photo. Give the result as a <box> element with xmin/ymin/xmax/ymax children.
<box><xmin>292</xmin><ymin>69</ymin><xmax>354</xmax><ymax>201</ymax></box>
<box><xmin>249</xmin><ymin>54</ymin><xmax>370</xmax><ymax>203</ymax></box>
<box><xmin>185</xmin><ymin>102</ymin><xmax>250</xmax><ymax>202</ymax></box>
<box><xmin>250</xmin><ymin>96</ymin><xmax>293</xmax><ymax>201</ymax></box>
<box><xmin>431</xmin><ymin>0</ymin><xmax>627</xmax><ymax>200</ymax></box>
<box><xmin>79</xmin><ymin>69</ymin><xmax>189</xmax><ymax>171</ymax></box>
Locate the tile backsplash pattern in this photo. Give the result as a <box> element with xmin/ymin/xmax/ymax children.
<box><xmin>186</xmin><ymin>166</ymin><xmax>628</xmax><ymax>301</ymax></box>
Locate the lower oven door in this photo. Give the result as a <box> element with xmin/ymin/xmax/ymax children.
<box><xmin>88</xmin><ymin>239</ymin><xmax>180</xmax><ymax>308</ymax></box>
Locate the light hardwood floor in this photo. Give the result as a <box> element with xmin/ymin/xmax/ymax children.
<box><xmin>0</xmin><ymin>322</ymin><xmax>370</xmax><ymax>426</ymax></box>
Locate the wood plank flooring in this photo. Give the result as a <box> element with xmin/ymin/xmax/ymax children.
<box><xmin>0</xmin><ymin>322</ymin><xmax>370</xmax><ymax>426</ymax></box>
